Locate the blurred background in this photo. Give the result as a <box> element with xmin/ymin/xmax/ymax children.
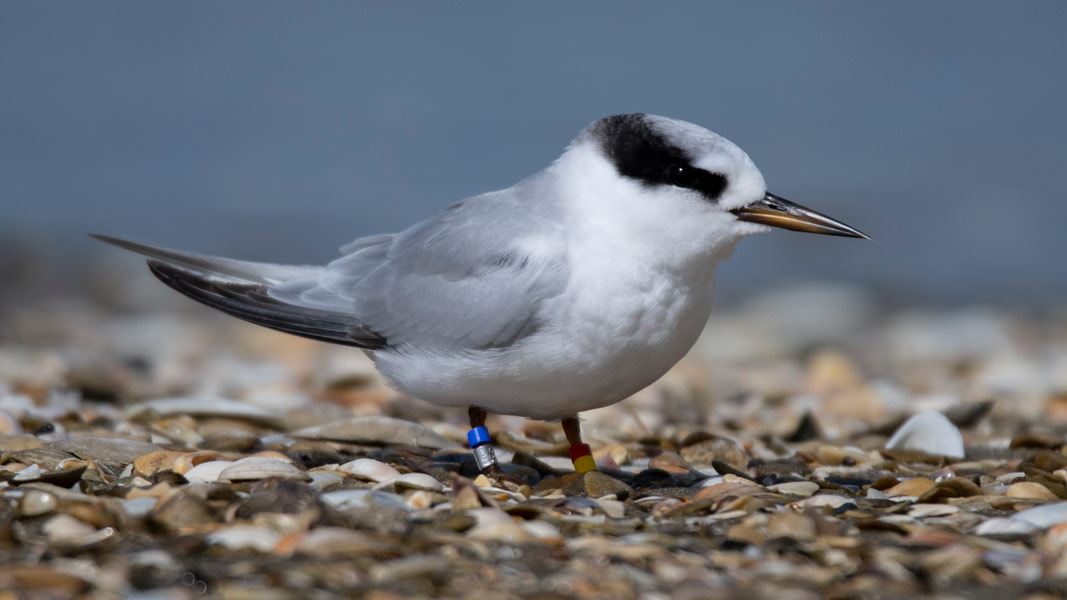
<box><xmin>2</xmin><ymin>1</ymin><xmax>1066</xmax><ymax>306</ymax></box>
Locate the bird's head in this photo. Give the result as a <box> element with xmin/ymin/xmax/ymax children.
<box><xmin>572</xmin><ymin>113</ymin><xmax>868</xmax><ymax>241</ymax></box>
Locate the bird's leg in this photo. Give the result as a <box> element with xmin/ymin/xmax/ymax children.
<box><xmin>563</xmin><ymin>415</ymin><xmax>597</xmax><ymax>473</ymax></box>
<box><xmin>467</xmin><ymin>406</ymin><xmax>499</xmax><ymax>473</ymax></box>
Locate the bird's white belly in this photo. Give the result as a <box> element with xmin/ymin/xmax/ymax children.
<box><xmin>373</xmin><ymin>264</ymin><xmax>717</xmax><ymax>419</ymax></box>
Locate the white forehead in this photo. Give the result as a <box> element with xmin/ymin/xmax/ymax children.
<box><xmin>644</xmin><ymin>114</ymin><xmax>767</xmax><ymax>201</ymax></box>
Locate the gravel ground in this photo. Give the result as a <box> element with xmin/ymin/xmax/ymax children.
<box><xmin>4</xmin><ymin>284</ymin><xmax>1067</xmax><ymax>599</ymax></box>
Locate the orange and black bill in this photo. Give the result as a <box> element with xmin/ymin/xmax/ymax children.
<box><xmin>731</xmin><ymin>192</ymin><xmax>870</xmax><ymax>239</ymax></box>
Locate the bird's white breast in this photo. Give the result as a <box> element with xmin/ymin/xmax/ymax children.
<box><xmin>372</xmin><ymin>144</ymin><xmax>743</xmax><ymax>419</ymax></box>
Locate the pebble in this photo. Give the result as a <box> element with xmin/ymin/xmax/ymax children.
<box><xmin>583</xmin><ymin>471</ymin><xmax>633</xmax><ymax>500</ymax></box>
<box><xmin>679</xmin><ymin>434</ymin><xmax>748</xmax><ymax>469</ymax></box>
<box><xmin>1006</xmin><ymin>482</ymin><xmax>1058</xmax><ymax>500</ymax></box>
<box><xmin>18</xmin><ymin>489</ymin><xmax>58</xmax><ymax>516</ymax></box>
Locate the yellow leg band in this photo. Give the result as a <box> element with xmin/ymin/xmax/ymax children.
<box><xmin>573</xmin><ymin>455</ymin><xmax>598</xmax><ymax>473</ymax></box>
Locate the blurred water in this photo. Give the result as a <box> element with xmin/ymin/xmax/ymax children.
<box><xmin>2</xmin><ymin>2</ymin><xmax>1065</xmax><ymax>302</ymax></box>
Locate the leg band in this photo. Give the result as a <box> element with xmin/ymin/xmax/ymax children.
<box><xmin>569</xmin><ymin>443</ymin><xmax>597</xmax><ymax>473</ymax></box>
<box><xmin>573</xmin><ymin>455</ymin><xmax>597</xmax><ymax>474</ymax></box>
<box><xmin>472</xmin><ymin>444</ymin><xmax>498</xmax><ymax>470</ymax></box>
<box><xmin>467</xmin><ymin>426</ymin><xmax>491</xmax><ymax>448</ymax></box>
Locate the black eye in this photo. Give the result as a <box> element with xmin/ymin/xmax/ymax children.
<box><xmin>667</xmin><ymin>164</ymin><xmax>699</xmax><ymax>188</ymax></box>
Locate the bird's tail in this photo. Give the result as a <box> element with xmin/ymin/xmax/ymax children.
<box><xmin>91</xmin><ymin>234</ymin><xmax>387</xmax><ymax>349</ymax></box>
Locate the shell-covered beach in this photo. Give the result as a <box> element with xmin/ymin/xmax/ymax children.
<box><xmin>4</xmin><ymin>283</ymin><xmax>1067</xmax><ymax>598</ymax></box>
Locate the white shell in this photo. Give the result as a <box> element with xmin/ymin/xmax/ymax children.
<box><xmin>183</xmin><ymin>460</ymin><xmax>235</xmax><ymax>484</ymax></box>
<box><xmin>206</xmin><ymin>525</ymin><xmax>283</xmax><ymax>552</ymax></box>
<box><xmin>885</xmin><ymin>411</ymin><xmax>965</xmax><ymax>458</ymax></box>
<box><xmin>218</xmin><ymin>457</ymin><xmax>308</xmax><ymax>482</ymax></box>
<box><xmin>382</xmin><ymin>473</ymin><xmax>444</xmax><ymax>492</ymax></box>
<box><xmin>339</xmin><ymin>458</ymin><xmax>401</xmax><ymax>483</ymax></box>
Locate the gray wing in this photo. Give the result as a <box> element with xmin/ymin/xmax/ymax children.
<box><xmin>269</xmin><ymin>188</ymin><xmax>569</xmax><ymax>351</ymax></box>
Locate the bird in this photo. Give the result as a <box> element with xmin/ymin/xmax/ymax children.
<box><xmin>94</xmin><ymin>113</ymin><xmax>867</xmax><ymax>475</ymax></box>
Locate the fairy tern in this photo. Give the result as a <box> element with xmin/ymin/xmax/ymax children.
<box><xmin>94</xmin><ymin>113</ymin><xmax>867</xmax><ymax>471</ymax></box>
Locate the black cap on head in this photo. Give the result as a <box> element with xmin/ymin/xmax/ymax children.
<box><xmin>589</xmin><ymin>114</ymin><xmax>727</xmax><ymax>202</ymax></box>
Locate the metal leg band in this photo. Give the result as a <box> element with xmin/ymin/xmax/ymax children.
<box><xmin>472</xmin><ymin>444</ymin><xmax>498</xmax><ymax>471</ymax></box>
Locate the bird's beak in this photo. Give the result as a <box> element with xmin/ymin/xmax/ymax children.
<box><xmin>731</xmin><ymin>192</ymin><xmax>870</xmax><ymax>239</ymax></box>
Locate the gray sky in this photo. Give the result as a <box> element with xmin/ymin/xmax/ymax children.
<box><xmin>2</xmin><ymin>2</ymin><xmax>1066</xmax><ymax>302</ymax></box>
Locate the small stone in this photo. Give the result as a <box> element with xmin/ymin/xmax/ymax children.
<box><xmin>885</xmin><ymin>477</ymin><xmax>937</xmax><ymax>498</ymax></box>
<box><xmin>1006</xmin><ymin>481</ymin><xmax>1058</xmax><ymax>500</ymax></box>
<box><xmin>679</xmin><ymin>433</ymin><xmax>747</xmax><ymax>469</ymax></box>
<box><xmin>884</xmin><ymin>411</ymin><xmax>965</xmax><ymax>459</ymax></box>
<box><xmin>18</xmin><ymin>490</ymin><xmax>58</xmax><ymax>517</ymax></box>
<box><xmin>583</xmin><ymin>471</ymin><xmax>632</xmax><ymax>500</ymax></box>
<box><xmin>596</xmin><ymin>498</ymin><xmax>626</xmax><ymax>519</ymax></box>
